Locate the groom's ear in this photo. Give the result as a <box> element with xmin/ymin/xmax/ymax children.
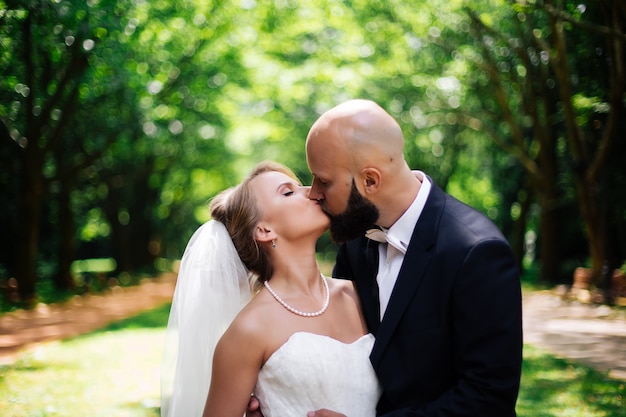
<box><xmin>254</xmin><ymin>224</ymin><xmax>276</xmax><ymax>243</ymax></box>
<box><xmin>361</xmin><ymin>167</ymin><xmax>381</xmax><ymax>195</ymax></box>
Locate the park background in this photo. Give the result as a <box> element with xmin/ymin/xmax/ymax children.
<box><xmin>0</xmin><ymin>0</ymin><xmax>625</xmax><ymax>416</ymax></box>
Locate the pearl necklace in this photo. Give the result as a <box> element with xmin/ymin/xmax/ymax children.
<box><xmin>263</xmin><ymin>273</ymin><xmax>330</xmax><ymax>317</ymax></box>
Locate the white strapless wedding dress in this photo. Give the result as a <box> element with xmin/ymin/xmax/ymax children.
<box><xmin>254</xmin><ymin>332</ymin><xmax>381</xmax><ymax>417</ymax></box>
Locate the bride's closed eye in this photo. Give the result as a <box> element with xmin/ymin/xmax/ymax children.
<box><xmin>277</xmin><ymin>181</ymin><xmax>302</xmax><ymax>197</ymax></box>
<box><xmin>279</xmin><ymin>185</ymin><xmax>295</xmax><ymax>196</ymax></box>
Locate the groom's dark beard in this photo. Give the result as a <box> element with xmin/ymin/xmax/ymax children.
<box><xmin>327</xmin><ymin>180</ymin><xmax>379</xmax><ymax>243</ymax></box>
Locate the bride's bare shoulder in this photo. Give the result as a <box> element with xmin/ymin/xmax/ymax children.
<box><xmin>227</xmin><ymin>294</ymin><xmax>271</xmax><ymax>334</ymax></box>
<box><xmin>328</xmin><ymin>276</ymin><xmax>357</xmax><ymax>295</ymax></box>
<box><xmin>222</xmin><ymin>290</ymin><xmax>302</xmax><ymax>362</ymax></box>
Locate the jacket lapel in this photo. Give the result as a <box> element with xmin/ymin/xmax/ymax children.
<box><xmin>370</xmin><ymin>179</ymin><xmax>444</xmax><ymax>367</ymax></box>
<box><xmin>358</xmin><ymin>239</ymin><xmax>381</xmax><ymax>335</ymax></box>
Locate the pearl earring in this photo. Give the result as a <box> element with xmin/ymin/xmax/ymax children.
<box><xmin>272</xmin><ymin>240</ymin><xmax>276</xmax><ymax>249</ymax></box>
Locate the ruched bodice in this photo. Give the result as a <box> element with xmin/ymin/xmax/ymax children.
<box><xmin>254</xmin><ymin>332</ymin><xmax>381</xmax><ymax>417</ymax></box>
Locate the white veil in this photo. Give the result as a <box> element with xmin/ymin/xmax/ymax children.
<box><xmin>161</xmin><ymin>220</ymin><xmax>253</xmax><ymax>417</ymax></box>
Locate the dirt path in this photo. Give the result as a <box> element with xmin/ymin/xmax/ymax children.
<box><xmin>522</xmin><ymin>290</ymin><xmax>626</xmax><ymax>380</ymax></box>
<box><xmin>0</xmin><ymin>273</ymin><xmax>177</xmax><ymax>365</ymax></box>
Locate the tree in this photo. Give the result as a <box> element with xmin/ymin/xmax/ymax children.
<box><xmin>1</xmin><ymin>1</ymin><xmax>251</xmax><ymax>303</ymax></box>
<box><xmin>545</xmin><ymin>0</ymin><xmax>626</xmax><ymax>289</ymax></box>
<box><xmin>459</xmin><ymin>3</ymin><xmax>568</xmax><ymax>283</ymax></box>
<box><xmin>451</xmin><ymin>0</ymin><xmax>625</xmax><ymax>287</ymax></box>
<box><xmin>0</xmin><ymin>1</ymin><xmax>123</xmax><ymax>303</ymax></box>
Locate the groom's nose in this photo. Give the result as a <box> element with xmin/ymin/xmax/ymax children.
<box><xmin>307</xmin><ymin>184</ymin><xmax>323</xmax><ymax>201</ymax></box>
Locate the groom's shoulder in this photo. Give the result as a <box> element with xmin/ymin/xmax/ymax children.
<box><xmin>438</xmin><ymin>194</ymin><xmax>508</xmax><ymax>246</ymax></box>
<box><xmin>341</xmin><ymin>235</ymin><xmax>371</xmax><ymax>255</ymax></box>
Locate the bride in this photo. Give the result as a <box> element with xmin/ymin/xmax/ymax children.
<box><xmin>161</xmin><ymin>161</ymin><xmax>381</xmax><ymax>417</ymax></box>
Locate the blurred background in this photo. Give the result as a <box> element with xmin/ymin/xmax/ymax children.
<box><xmin>1</xmin><ymin>0</ymin><xmax>625</xmax><ymax>310</ymax></box>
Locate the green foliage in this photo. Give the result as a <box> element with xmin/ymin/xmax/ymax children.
<box><xmin>1</xmin><ymin>0</ymin><xmax>624</xmax><ymax>300</ymax></box>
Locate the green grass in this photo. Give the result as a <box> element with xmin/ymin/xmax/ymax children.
<box><xmin>1</xmin><ymin>304</ymin><xmax>625</xmax><ymax>417</ymax></box>
<box><xmin>0</xmin><ymin>304</ymin><xmax>171</xmax><ymax>417</ymax></box>
<box><xmin>517</xmin><ymin>345</ymin><xmax>626</xmax><ymax>417</ymax></box>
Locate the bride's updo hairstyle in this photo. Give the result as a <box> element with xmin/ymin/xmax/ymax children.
<box><xmin>210</xmin><ymin>161</ymin><xmax>300</xmax><ymax>285</ymax></box>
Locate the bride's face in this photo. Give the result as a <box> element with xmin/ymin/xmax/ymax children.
<box><xmin>251</xmin><ymin>171</ymin><xmax>330</xmax><ymax>241</ymax></box>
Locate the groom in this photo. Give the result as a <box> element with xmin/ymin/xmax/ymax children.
<box><xmin>304</xmin><ymin>99</ymin><xmax>522</xmax><ymax>416</ymax></box>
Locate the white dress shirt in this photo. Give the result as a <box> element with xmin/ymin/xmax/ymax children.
<box><xmin>376</xmin><ymin>172</ymin><xmax>431</xmax><ymax>320</ymax></box>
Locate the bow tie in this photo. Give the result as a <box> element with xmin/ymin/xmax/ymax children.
<box><xmin>365</xmin><ymin>228</ymin><xmax>406</xmax><ymax>254</ymax></box>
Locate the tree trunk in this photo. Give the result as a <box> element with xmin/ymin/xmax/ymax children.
<box><xmin>54</xmin><ymin>177</ymin><xmax>76</xmax><ymax>291</ymax></box>
<box><xmin>511</xmin><ymin>187</ymin><xmax>532</xmax><ymax>271</ymax></box>
<box><xmin>16</xmin><ymin>148</ymin><xmax>43</xmax><ymax>306</ymax></box>
<box><xmin>574</xmin><ymin>174</ymin><xmax>608</xmax><ymax>286</ymax></box>
<box><xmin>535</xmin><ymin>178</ymin><xmax>561</xmax><ymax>284</ymax></box>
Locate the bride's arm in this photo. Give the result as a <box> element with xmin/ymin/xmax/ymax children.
<box><xmin>203</xmin><ymin>322</ymin><xmax>264</xmax><ymax>417</ymax></box>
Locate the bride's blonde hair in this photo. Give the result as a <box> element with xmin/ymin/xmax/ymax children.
<box><xmin>210</xmin><ymin>161</ymin><xmax>300</xmax><ymax>286</ymax></box>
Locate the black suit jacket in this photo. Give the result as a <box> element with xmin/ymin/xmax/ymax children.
<box><xmin>334</xmin><ymin>179</ymin><xmax>522</xmax><ymax>417</ymax></box>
